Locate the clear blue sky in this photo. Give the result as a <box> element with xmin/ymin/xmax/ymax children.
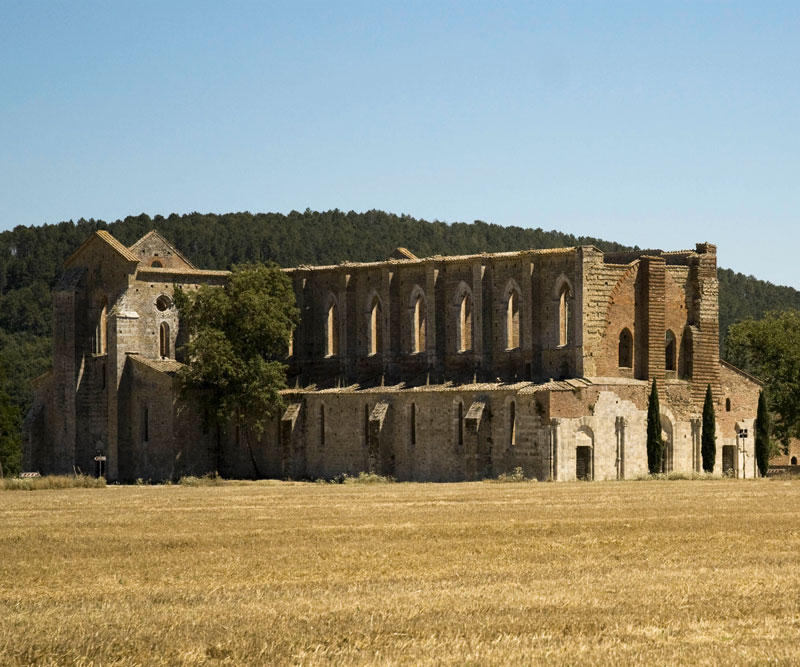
<box><xmin>2</xmin><ymin>1</ymin><xmax>798</xmax><ymax>286</ymax></box>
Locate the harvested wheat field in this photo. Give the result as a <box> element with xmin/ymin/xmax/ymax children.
<box><xmin>2</xmin><ymin>478</ymin><xmax>800</xmax><ymax>665</ymax></box>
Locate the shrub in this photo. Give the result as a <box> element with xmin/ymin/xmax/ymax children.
<box><xmin>342</xmin><ymin>472</ymin><xmax>395</xmax><ymax>484</ymax></box>
<box><xmin>178</xmin><ymin>473</ymin><xmax>225</xmax><ymax>486</ymax></box>
<box><xmin>492</xmin><ymin>467</ymin><xmax>536</xmax><ymax>483</ymax></box>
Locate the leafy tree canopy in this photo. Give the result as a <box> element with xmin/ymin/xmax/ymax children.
<box><xmin>726</xmin><ymin>310</ymin><xmax>800</xmax><ymax>450</ymax></box>
<box><xmin>174</xmin><ymin>264</ymin><xmax>299</xmax><ymax>471</ymax></box>
<box><xmin>0</xmin><ymin>361</ymin><xmax>22</xmax><ymax>477</ymax></box>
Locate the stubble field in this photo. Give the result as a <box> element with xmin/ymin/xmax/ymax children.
<box><xmin>2</xmin><ymin>478</ymin><xmax>800</xmax><ymax>665</ymax></box>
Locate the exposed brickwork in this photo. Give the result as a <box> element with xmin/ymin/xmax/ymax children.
<box><xmin>24</xmin><ymin>232</ymin><xmax>760</xmax><ymax>482</ymax></box>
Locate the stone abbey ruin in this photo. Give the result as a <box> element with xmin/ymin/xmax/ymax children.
<box><xmin>24</xmin><ymin>230</ymin><xmax>761</xmax><ymax>482</ymax></box>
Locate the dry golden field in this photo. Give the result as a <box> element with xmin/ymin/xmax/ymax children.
<box><xmin>2</xmin><ymin>478</ymin><xmax>800</xmax><ymax>665</ymax></box>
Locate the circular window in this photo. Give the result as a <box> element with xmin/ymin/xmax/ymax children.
<box><xmin>156</xmin><ymin>295</ymin><xmax>172</xmax><ymax>312</ymax></box>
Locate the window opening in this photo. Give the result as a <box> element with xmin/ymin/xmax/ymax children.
<box><xmin>410</xmin><ymin>402</ymin><xmax>417</xmax><ymax>446</ymax></box>
<box><xmin>459</xmin><ymin>293</ymin><xmax>472</xmax><ymax>352</ymax></box>
<box><xmin>156</xmin><ymin>295</ymin><xmax>172</xmax><ymax>311</ymax></box>
<box><xmin>94</xmin><ymin>297</ymin><xmax>108</xmax><ymax>354</ymax></box>
<box><xmin>413</xmin><ymin>294</ymin><xmax>426</xmax><ymax>353</ymax></box>
<box><xmin>665</xmin><ymin>330</ymin><xmax>676</xmax><ymax>371</ymax></box>
<box><xmin>618</xmin><ymin>328</ymin><xmax>632</xmax><ymax>368</ymax></box>
<box><xmin>559</xmin><ymin>285</ymin><xmax>571</xmax><ymax>346</ymax></box>
<box><xmin>506</xmin><ymin>290</ymin><xmax>520</xmax><ymax>349</ymax></box>
<box><xmin>159</xmin><ymin>322</ymin><xmax>170</xmax><ymax>358</ymax></box>
<box><xmin>369</xmin><ymin>296</ymin><xmax>382</xmax><ymax>356</ymax></box>
<box><xmin>326</xmin><ymin>300</ymin><xmax>339</xmax><ymax>357</ymax></box>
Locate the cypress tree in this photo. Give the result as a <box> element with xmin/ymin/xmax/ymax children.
<box><xmin>755</xmin><ymin>390</ymin><xmax>771</xmax><ymax>477</ymax></box>
<box><xmin>702</xmin><ymin>384</ymin><xmax>716</xmax><ymax>473</ymax></box>
<box><xmin>646</xmin><ymin>379</ymin><xmax>663</xmax><ymax>474</ymax></box>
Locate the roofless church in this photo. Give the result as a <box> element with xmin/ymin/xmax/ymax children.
<box><xmin>24</xmin><ymin>230</ymin><xmax>761</xmax><ymax>481</ymax></box>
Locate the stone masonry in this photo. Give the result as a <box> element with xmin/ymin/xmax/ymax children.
<box><xmin>24</xmin><ymin>231</ymin><xmax>762</xmax><ymax>481</ymax></box>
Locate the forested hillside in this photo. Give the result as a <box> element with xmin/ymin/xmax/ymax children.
<box><xmin>1</xmin><ymin>209</ymin><xmax>798</xmax><ymax>415</ymax></box>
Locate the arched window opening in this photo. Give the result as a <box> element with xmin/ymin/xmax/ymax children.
<box><xmin>410</xmin><ymin>402</ymin><xmax>417</xmax><ymax>446</ymax></box>
<box><xmin>792</xmin><ymin>457</ymin><xmax>797</xmax><ymax>466</ymax></box>
<box><xmin>100</xmin><ymin>362</ymin><xmax>106</xmax><ymax>391</ymax></box>
<box><xmin>364</xmin><ymin>404</ymin><xmax>370</xmax><ymax>445</ymax></box>
<box><xmin>458</xmin><ymin>293</ymin><xmax>473</xmax><ymax>352</ymax></box>
<box><xmin>94</xmin><ymin>297</ymin><xmax>108</xmax><ymax>355</ymax></box>
<box><xmin>618</xmin><ymin>328</ymin><xmax>633</xmax><ymax>368</ymax></box>
<box><xmin>159</xmin><ymin>322</ymin><xmax>170</xmax><ymax>358</ymax></box>
<box><xmin>665</xmin><ymin>330</ymin><xmax>676</xmax><ymax>371</ymax></box>
<box><xmin>326</xmin><ymin>299</ymin><xmax>339</xmax><ymax>357</ymax></box>
<box><xmin>412</xmin><ymin>293</ymin><xmax>427</xmax><ymax>353</ymax></box>
<box><xmin>559</xmin><ymin>285</ymin><xmax>571</xmax><ymax>347</ymax></box>
<box><xmin>151</xmin><ymin>259</ymin><xmax>163</xmax><ymax>268</ymax></box>
<box><xmin>368</xmin><ymin>295</ymin><xmax>383</xmax><ymax>356</ymax></box>
<box><xmin>509</xmin><ymin>401</ymin><xmax>517</xmax><ymax>446</ymax></box>
<box><xmin>725</xmin><ymin>398</ymin><xmax>731</xmax><ymax>412</ymax></box>
<box><xmin>506</xmin><ymin>290</ymin><xmax>520</xmax><ymax>349</ymax></box>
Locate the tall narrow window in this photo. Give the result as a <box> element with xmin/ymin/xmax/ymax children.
<box><xmin>509</xmin><ymin>401</ymin><xmax>517</xmax><ymax>446</ymax></box>
<box><xmin>368</xmin><ymin>295</ymin><xmax>382</xmax><ymax>356</ymax></box>
<box><xmin>413</xmin><ymin>294</ymin><xmax>426</xmax><ymax>353</ymax></box>
<box><xmin>364</xmin><ymin>404</ymin><xmax>370</xmax><ymax>445</ymax></box>
<box><xmin>94</xmin><ymin>297</ymin><xmax>108</xmax><ymax>355</ymax></box>
<box><xmin>506</xmin><ymin>290</ymin><xmax>520</xmax><ymax>349</ymax></box>
<box><xmin>680</xmin><ymin>329</ymin><xmax>693</xmax><ymax>379</ymax></box>
<box><xmin>410</xmin><ymin>402</ymin><xmax>417</xmax><ymax>446</ymax></box>
<box><xmin>618</xmin><ymin>328</ymin><xmax>633</xmax><ymax>368</ymax></box>
<box><xmin>159</xmin><ymin>322</ymin><xmax>170</xmax><ymax>358</ymax></box>
<box><xmin>459</xmin><ymin>293</ymin><xmax>473</xmax><ymax>352</ymax></box>
<box><xmin>326</xmin><ymin>299</ymin><xmax>339</xmax><ymax>357</ymax></box>
<box><xmin>320</xmin><ymin>404</ymin><xmax>326</xmax><ymax>447</ymax></box>
<box><xmin>665</xmin><ymin>330</ymin><xmax>676</xmax><ymax>371</ymax></box>
<box><xmin>559</xmin><ymin>285</ymin><xmax>571</xmax><ymax>347</ymax></box>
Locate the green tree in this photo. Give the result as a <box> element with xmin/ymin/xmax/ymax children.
<box><xmin>702</xmin><ymin>384</ymin><xmax>716</xmax><ymax>473</ymax></box>
<box><xmin>0</xmin><ymin>362</ymin><xmax>22</xmax><ymax>477</ymax></box>
<box><xmin>727</xmin><ymin>310</ymin><xmax>800</xmax><ymax>451</ymax></box>
<box><xmin>646</xmin><ymin>379</ymin><xmax>663</xmax><ymax>474</ymax></box>
<box><xmin>174</xmin><ymin>263</ymin><xmax>299</xmax><ymax>476</ymax></box>
<box><xmin>755</xmin><ymin>390</ymin><xmax>772</xmax><ymax>477</ymax></box>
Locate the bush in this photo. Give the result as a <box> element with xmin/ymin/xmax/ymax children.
<box><xmin>1</xmin><ymin>474</ymin><xmax>106</xmax><ymax>491</ymax></box>
<box><xmin>325</xmin><ymin>472</ymin><xmax>396</xmax><ymax>484</ymax></box>
<box><xmin>343</xmin><ymin>472</ymin><xmax>395</xmax><ymax>484</ymax></box>
<box><xmin>178</xmin><ymin>473</ymin><xmax>225</xmax><ymax>486</ymax></box>
<box><xmin>492</xmin><ymin>467</ymin><xmax>536</xmax><ymax>483</ymax></box>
